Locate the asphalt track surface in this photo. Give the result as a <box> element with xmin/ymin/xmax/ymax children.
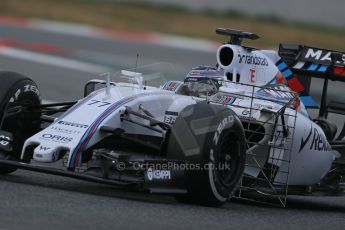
<box><xmin>0</xmin><ymin>21</ymin><xmax>345</xmax><ymax>230</ymax></box>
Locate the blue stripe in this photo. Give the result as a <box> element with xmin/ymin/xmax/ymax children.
<box><xmin>69</xmin><ymin>97</ymin><xmax>133</xmax><ymax>168</ymax></box>
<box><xmin>317</xmin><ymin>65</ymin><xmax>328</xmax><ymax>72</ymax></box>
<box><xmin>307</xmin><ymin>64</ymin><xmax>319</xmax><ymax>71</ymax></box>
<box><xmin>300</xmin><ymin>96</ymin><xmax>319</xmax><ymax>108</ymax></box>
<box><xmin>277</xmin><ymin>62</ymin><xmax>288</xmax><ymax>71</ymax></box>
<box><xmin>162</xmin><ymin>81</ymin><xmax>172</xmax><ymax>90</ymax></box>
<box><xmin>282</xmin><ymin>69</ymin><xmax>293</xmax><ymax>78</ymax></box>
<box><xmin>173</xmin><ymin>82</ymin><xmax>181</xmax><ymax>91</ymax></box>
<box><xmin>69</xmin><ymin>92</ymin><xmax>163</xmax><ymax>169</ymax></box>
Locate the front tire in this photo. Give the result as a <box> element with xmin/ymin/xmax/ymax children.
<box><xmin>166</xmin><ymin>103</ymin><xmax>246</xmax><ymax>207</ymax></box>
<box><xmin>0</xmin><ymin>71</ymin><xmax>41</xmax><ymax>174</ymax></box>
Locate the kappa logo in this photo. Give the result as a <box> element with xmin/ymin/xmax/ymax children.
<box><xmin>147</xmin><ymin>168</ymin><xmax>171</xmax><ymax>181</ymax></box>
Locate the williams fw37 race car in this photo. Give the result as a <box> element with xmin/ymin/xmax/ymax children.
<box><xmin>0</xmin><ymin>28</ymin><xmax>345</xmax><ymax>207</ymax></box>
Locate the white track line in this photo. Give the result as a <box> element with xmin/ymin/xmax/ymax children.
<box><xmin>30</xmin><ymin>19</ymin><xmax>97</xmax><ymax>38</ymax></box>
<box><xmin>152</xmin><ymin>33</ymin><xmax>217</xmax><ymax>52</ymax></box>
<box><xmin>0</xmin><ymin>47</ymin><xmax>111</xmax><ymax>74</ymax></box>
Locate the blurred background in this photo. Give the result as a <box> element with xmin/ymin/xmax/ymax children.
<box><xmin>1</xmin><ymin>0</ymin><xmax>345</xmax><ymax>48</ymax></box>
<box><xmin>0</xmin><ymin>0</ymin><xmax>344</xmax><ymax>101</ymax></box>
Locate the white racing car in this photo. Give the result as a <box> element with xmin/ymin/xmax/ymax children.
<box><xmin>0</xmin><ymin>28</ymin><xmax>344</xmax><ymax>207</ymax></box>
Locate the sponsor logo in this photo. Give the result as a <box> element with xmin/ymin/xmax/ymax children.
<box><xmin>9</xmin><ymin>89</ymin><xmax>21</xmax><ymax>103</ymax></box>
<box><xmin>0</xmin><ymin>135</ymin><xmax>10</xmax><ymax>147</ymax></box>
<box><xmin>299</xmin><ymin>126</ymin><xmax>332</xmax><ymax>152</ymax></box>
<box><xmin>39</xmin><ymin>146</ymin><xmax>50</xmax><ymax>151</ymax></box>
<box><xmin>213</xmin><ymin>116</ymin><xmax>234</xmax><ymax>145</ymax></box>
<box><xmin>249</xmin><ymin>68</ymin><xmax>256</xmax><ymax>83</ymax></box>
<box><xmin>164</xmin><ymin>111</ymin><xmax>178</xmax><ymax>124</ymax></box>
<box><xmin>24</xmin><ymin>84</ymin><xmax>40</xmax><ymax>95</ymax></box>
<box><xmin>50</xmin><ymin>126</ymin><xmax>81</xmax><ymax>134</ymax></box>
<box><xmin>146</xmin><ymin>168</ymin><xmax>171</xmax><ymax>181</ymax></box>
<box><xmin>238</xmin><ymin>54</ymin><xmax>268</xmax><ymax>66</ymax></box>
<box><xmin>253</xmin><ymin>103</ymin><xmax>273</xmax><ymax>110</ymax></box>
<box><xmin>41</xmin><ymin>134</ymin><xmax>73</xmax><ymax>143</ymax></box>
<box><xmin>57</xmin><ymin>121</ymin><xmax>88</xmax><ymax>129</ymax></box>
<box><xmin>242</xmin><ymin>109</ymin><xmax>251</xmax><ymax>116</ymax></box>
<box><xmin>260</xmin><ymin>86</ymin><xmax>294</xmax><ymax>99</ymax></box>
<box><xmin>302</xmin><ymin>48</ymin><xmax>345</xmax><ymax>65</ymax></box>
<box><xmin>217</xmin><ymin>96</ymin><xmax>235</xmax><ymax>105</ymax></box>
<box><xmin>239</xmin><ymin>109</ymin><xmax>257</xmax><ymax>121</ymax></box>
<box><xmin>9</xmin><ymin>84</ymin><xmax>40</xmax><ymax>103</ymax></box>
<box><xmin>238</xmin><ymin>115</ymin><xmax>256</xmax><ymax>121</ymax></box>
<box><xmin>258</xmin><ymin>85</ymin><xmax>301</xmax><ymax>111</ymax></box>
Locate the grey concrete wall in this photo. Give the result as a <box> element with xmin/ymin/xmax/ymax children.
<box><xmin>124</xmin><ymin>0</ymin><xmax>345</xmax><ymax>28</ymax></box>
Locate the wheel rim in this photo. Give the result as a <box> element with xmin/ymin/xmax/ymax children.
<box><xmin>216</xmin><ymin>133</ymin><xmax>241</xmax><ymax>188</ymax></box>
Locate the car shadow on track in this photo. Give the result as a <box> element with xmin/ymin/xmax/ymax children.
<box><xmin>1</xmin><ymin>171</ymin><xmax>345</xmax><ymax>212</ymax></box>
<box><xmin>0</xmin><ymin>171</ymin><xmax>179</xmax><ymax>206</ymax></box>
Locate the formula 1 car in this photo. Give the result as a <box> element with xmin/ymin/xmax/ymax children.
<box><xmin>163</xmin><ymin>29</ymin><xmax>345</xmax><ymax>205</ymax></box>
<box><xmin>0</xmin><ymin>28</ymin><xmax>344</xmax><ymax>207</ymax></box>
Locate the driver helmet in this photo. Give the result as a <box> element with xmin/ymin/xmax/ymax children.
<box><xmin>182</xmin><ymin>66</ymin><xmax>226</xmax><ymax>97</ymax></box>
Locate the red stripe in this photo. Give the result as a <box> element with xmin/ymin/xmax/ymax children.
<box><xmin>168</xmin><ymin>82</ymin><xmax>177</xmax><ymax>91</ymax></box>
<box><xmin>287</xmin><ymin>77</ymin><xmax>304</xmax><ymax>93</ymax></box>
<box><xmin>73</xmin><ymin>97</ymin><xmax>134</xmax><ymax>167</ymax></box>
<box><xmin>0</xmin><ymin>15</ymin><xmax>29</xmax><ymax>26</ymax></box>
<box><xmin>0</xmin><ymin>38</ymin><xmax>72</xmax><ymax>56</ymax></box>
<box><xmin>73</xmin><ymin>101</ymin><xmax>122</xmax><ymax>166</ymax></box>
<box><xmin>93</xmin><ymin>28</ymin><xmax>153</xmax><ymax>43</ymax></box>
<box><xmin>334</xmin><ymin>67</ymin><xmax>345</xmax><ymax>76</ymax></box>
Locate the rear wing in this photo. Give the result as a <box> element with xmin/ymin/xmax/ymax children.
<box><xmin>279</xmin><ymin>44</ymin><xmax>345</xmax><ymax>125</ymax></box>
<box><xmin>278</xmin><ymin>44</ymin><xmax>345</xmax><ymax>82</ymax></box>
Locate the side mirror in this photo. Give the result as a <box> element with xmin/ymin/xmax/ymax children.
<box><xmin>84</xmin><ymin>79</ymin><xmax>115</xmax><ymax>97</ymax></box>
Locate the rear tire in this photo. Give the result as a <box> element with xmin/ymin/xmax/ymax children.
<box><xmin>166</xmin><ymin>103</ymin><xmax>246</xmax><ymax>207</ymax></box>
<box><xmin>0</xmin><ymin>71</ymin><xmax>41</xmax><ymax>174</ymax></box>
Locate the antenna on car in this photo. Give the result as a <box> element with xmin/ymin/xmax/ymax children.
<box><xmin>216</xmin><ymin>28</ymin><xmax>259</xmax><ymax>45</ymax></box>
<box><xmin>135</xmin><ymin>54</ymin><xmax>139</xmax><ymax>72</ymax></box>
<box><xmin>99</xmin><ymin>72</ymin><xmax>112</xmax><ymax>100</ymax></box>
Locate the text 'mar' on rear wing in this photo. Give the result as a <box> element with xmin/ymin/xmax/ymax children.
<box><xmin>279</xmin><ymin>44</ymin><xmax>345</xmax><ymax>118</ymax></box>
<box><xmin>278</xmin><ymin>44</ymin><xmax>345</xmax><ymax>83</ymax></box>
